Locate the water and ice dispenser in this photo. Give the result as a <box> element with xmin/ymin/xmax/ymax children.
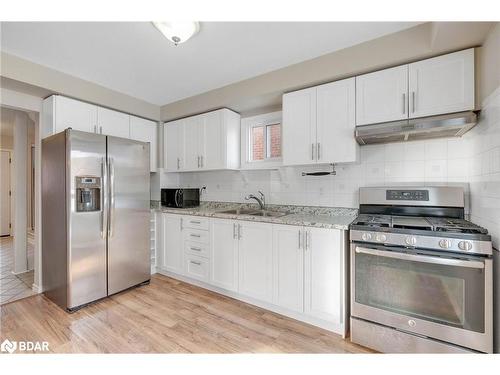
<box><xmin>75</xmin><ymin>176</ymin><xmax>101</xmax><ymax>212</ymax></box>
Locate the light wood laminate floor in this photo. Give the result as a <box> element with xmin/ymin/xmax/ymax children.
<box><xmin>0</xmin><ymin>274</ymin><xmax>372</xmax><ymax>353</ymax></box>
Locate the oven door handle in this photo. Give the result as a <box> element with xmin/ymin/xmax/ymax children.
<box><xmin>355</xmin><ymin>246</ymin><xmax>485</xmax><ymax>269</ymax></box>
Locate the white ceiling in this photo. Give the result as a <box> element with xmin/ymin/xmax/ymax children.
<box><xmin>0</xmin><ymin>22</ymin><xmax>420</xmax><ymax>106</ymax></box>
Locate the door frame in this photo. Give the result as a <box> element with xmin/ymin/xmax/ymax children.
<box><xmin>1</xmin><ymin>89</ymin><xmax>43</xmax><ymax>292</ymax></box>
<box><xmin>0</xmin><ymin>148</ymin><xmax>13</xmax><ymax>237</ymax></box>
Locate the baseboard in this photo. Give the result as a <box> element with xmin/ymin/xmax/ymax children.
<box><xmin>156</xmin><ymin>268</ymin><xmax>346</xmax><ymax>337</ymax></box>
<box><xmin>11</xmin><ymin>269</ymin><xmax>31</xmax><ymax>276</ymax></box>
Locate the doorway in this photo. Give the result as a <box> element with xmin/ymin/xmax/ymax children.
<box><xmin>0</xmin><ymin>106</ymin><xmax>36</xmax><ymax>304</ymax></box>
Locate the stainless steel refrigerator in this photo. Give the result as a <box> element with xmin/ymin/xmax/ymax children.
<box><xmin>42</xmin><ymin>129</ymin><xmax>150</xmax><ymax>311</ymax></box>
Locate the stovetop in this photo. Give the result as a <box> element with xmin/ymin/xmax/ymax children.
<box><xmin>350</xmin><ymin>214</ymin><xmax>492</xmax><ymax>255</ymax></box>
<box><xmin>351</xmin><ymin>214</ymin><xmax>488</xmax><ymax>235</ymax></box>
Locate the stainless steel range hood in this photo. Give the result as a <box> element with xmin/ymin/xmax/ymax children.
<box><xmin>355</xmin><ymin>111</ymin><xmax>478</xmax><ymax>145</ymax></box>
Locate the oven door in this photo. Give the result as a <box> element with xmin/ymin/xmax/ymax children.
<box><xmin>351</xmin><ymin>243</ymin><xmax>493</xmax><ymax>353</ymax></box>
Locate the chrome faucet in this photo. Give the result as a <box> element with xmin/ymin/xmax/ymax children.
<box><xmin>245</xmin><ymin>191</ymin><xmax>266</xmax><ymax>210</ymax></box>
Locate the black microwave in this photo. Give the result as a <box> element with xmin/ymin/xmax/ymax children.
<box><xmin>161</xmin><ymin>188</ymin><xmax>200</xmax><ymax>208</ymax></box>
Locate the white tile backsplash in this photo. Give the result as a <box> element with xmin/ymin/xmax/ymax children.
<box><xmin>467</xmin><ymin>86</ymin><xmax>500</xmax><ymax>250</ymax></box>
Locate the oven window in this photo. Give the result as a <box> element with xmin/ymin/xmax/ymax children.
<box><xmin>355</xmin><ymin>249</ymin><xmax>485</xmax><ymax>332</ymax></box>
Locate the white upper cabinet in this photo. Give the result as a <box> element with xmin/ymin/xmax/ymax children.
<box><xmin>210</xmin><ymin>219</ymin><xmax>238</xmax><ymax>292</ymax></box>
<box><xmin>238</xmin><ymin>221</ymin><xmax>273</xmax><ymax>303</ymax></box>
<box><xmin>54</xmin><ymin>96</ymin><xmax>97</xmax><ymax>134</ymax></box>
<box><xmin>356</xmin><ymin>48</ymin><xmax>475</xmax><ymax>126</ymax></box>
<box><xmin>164</xmin><ymin>119</ymin><xmax>185</xmax><ymax>172</ymax></box>
<box><xmin>97</xmin><ymin>107</ymin><xmax>130</xmax><ymax>138</ymax></box>
<box><xmin>408</xmin><ymin>48</ymin><xmax>475</xmax><ymax>118</ymax></box>
<box><xmin>163</xmin><ymin>109</ymin><xmax>240</xmax><ymax>172</ymax></box>
<box><xmin>130</xmin><ymin>116</ymin><xmax>158</xmax><ymax>172</ymax></box>
<box><xmin>203</xmin><ymin>110</ymin><xmax>224</xmax><ymax>170</ymax></box>
<box><xmin>272</xmin><ymin>224</ymin><xmax>304</xmax><ymax>313</ymax></box>
<box><xmin>316</xmin><ymin>78</ymin><xmax>358</xmax><ymax>163</ymax></box>
<box><xmin>304</xmin><ymin>227</ymin><xmax>344</xmax><ymax>325</ymax></box>
<box><xmin>282</xmin><ymin>80</ymin><xmax>358</xmax><ymax>166</ymax></box>
<box><xmin>183</xmin><ymin>115</ymin><xmax>203</xmax><ymax>170</ymax></box>
<box><xmin>355</xmin><ymin>65</ymin><xmax>409</xmax><ymax>125</ymax></box>
<box><xmin>282</xmin><ymin>87</ymin><xmax>317</xmax><ymax>166</ymax></box>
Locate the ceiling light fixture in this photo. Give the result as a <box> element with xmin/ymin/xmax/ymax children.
<box><xmin>152</xmin><ymin>22</ymin><xmax>200</xmax><ymax>46</ymax></box>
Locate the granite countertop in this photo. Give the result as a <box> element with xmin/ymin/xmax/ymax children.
<box><xmin>154</xmin><ymin>201</ymin><xmax>357</xmax><ymax>230</ymax></box>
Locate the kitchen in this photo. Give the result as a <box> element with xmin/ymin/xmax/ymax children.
<box><xmin>0</xmin><ymin>5</ymin><xmax>499</xmax><ymax>373</ymax></box>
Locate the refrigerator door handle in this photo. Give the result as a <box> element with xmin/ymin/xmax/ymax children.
<box><xmin>108</xmin><ymin>157</ymin><xmax>115</xmax><ymax>238</ymax></box>
<box><xmin>100</xmin><ymin>157</ymin><xmax>108</xmax><ymax>239</ymax></box>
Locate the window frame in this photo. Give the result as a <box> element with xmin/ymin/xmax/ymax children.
<box><xmin>240</xmin><ymin>111</ymin><xmax>283</xmax><ymax>170</ymax></box>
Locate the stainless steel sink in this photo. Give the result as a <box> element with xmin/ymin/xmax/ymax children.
<box><xmin>217</xmin><ymin>208</ymin><xmax>260</xmax><ymax>215</ymax></box>
<box><xmin>217</xmin><ymin>208</ymin><xmax>288</xmax><ymax>218</ymax></box>
<box><xmin>248</xmin><ymin>210</ymin><xmax>288</xmax><ymax>217</ymax></box>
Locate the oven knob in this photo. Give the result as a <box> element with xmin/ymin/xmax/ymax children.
<box><xmin>458</xmin><ymin>241</ymin><xmax>473</xmax><ymax>251</ymax></box>
<box><xmin>376</xmin><ymin>234</ymin><xmax>387</xmax><ymax>242</ymax></box>
<box><xmin>361</xmin><ymin>233</ymin><xmax>372</xmax><ymax>241</ymax></box>
<box><xmin>439</xmin><ymin>239</ymin><xmax>452</xmax><ymax>249</ymax></box>
<box><xmin>405</xmin><ymin>236</ymin><xmax>417</xmax><ymax>246</ymax></box>
<box><xmin>408</xmin><ymin>319</ymin><xmax>416</xmax><ymax>327</ymax></box>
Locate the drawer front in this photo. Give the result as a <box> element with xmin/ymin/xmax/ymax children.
<box><xmin>184</xmin><ymin>228</ymin><xmax>210</xmax><ymax>244</ymax></box>
<box><xmin>184</xmin><ymin>216</ymin><xmax>209</xmax><ymax>231</ymax></box>
<box><xmin>185</xmin><ymin>241</ymin><xmax>210</xmax><ymax>258</ymax></box>
<box><xmin>184</xmin><ymin>254</ymin><xmax>210</xmax><ymax>282</ymax></box>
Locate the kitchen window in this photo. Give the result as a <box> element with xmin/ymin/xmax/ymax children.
<box><xmin>241</xmin><ymin>111</ymin><xmax>282</xmax><ymax>169</ymax></box>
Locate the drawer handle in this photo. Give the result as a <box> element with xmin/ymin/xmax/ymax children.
<box><xmin>190</xmin><ymin>220</ymin><xmax>201</xmax><ymax>224</ymax></box>
<box><xmin>190</xmin><ymin>260</ymin><xmax>202</xmax><ymax>266</ymax></box>
<box><xmin>190</xmin><ymin>234</ymin><xmax>201</xmax><ymax>238</ymax></box>
<box><xmin>190</xmin><ymin>246</ymin><xmax>202</xmax><ymax>251</ymax></box>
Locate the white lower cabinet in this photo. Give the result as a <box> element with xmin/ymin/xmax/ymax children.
<box><xmin>210</xmin><ymin>219</ymin><xmax>238</xmax><ymax>291</ymax></box>
<box><xmin>304</xmin><ymin>227</ymin><xmax>344</xmax><ymax>325</ymax></box>
<box><xmin>157</xmin><ymin>215</ymin><xmax>346</xmax><ymax>334</ymax></box>
<box><xmin>238</xmin><ymin>221</ymin><xmax>273</xmax><ymax>303</ymax></box>
<box><xmin>272</xmin><ymin>224</ymin><xmax>304</xmax><ymax>313</ymax></box>
<box><xmin>184</xmin><ymin>253</ymin><xmax>210</xmax><ymax>282</ymax></box>
<box><xmin>161</xmin><ymin>213</ymin><xmax>184</xmax><ymax>275</ymax></box>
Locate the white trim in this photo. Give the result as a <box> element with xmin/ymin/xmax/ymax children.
<box><xmin>156</xmin><ymin>267</ymin><xmax>346</xmax><ymax>337</ymax></box>
<box><xmin>240</xmin><ymin>111</ymin><xmax>283</xmax><ymax>170</ymax></box>
<box><xmin>32</xmin><ymin>283</ymin><xmax>42</xmax><ymax>293</ymax></box>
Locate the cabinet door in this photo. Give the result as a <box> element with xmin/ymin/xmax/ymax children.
<box><xmin>97</xmin><ymin>107</ymin><xmax>130</xmax><ymax>138</ymax></box>
<box><xmin>202</xmin><ymin>111</ymin><xmax>224</xmax><ymax>170</ymax></box>
<box><xmin>282</xmin><ymin>87</ymin><xmax>317</xmax><ymax>166</ymax></box>
<box><xmin>316</xmin><ymin>78</ymin><xmax>358</xmax><ymax>163</ymax></box>
<box><xmin>409</xmin><ymin>48</ymin><xmax>474</xmax><ymax>118</ymax></box>
<box><xmin>183</xmin><ymin>115</ymin><xmax>202</xmax><ymax>171</ymax></box>
<box><xmin>55</xmin><ymin>96</ymin><xmax>97</xmax><ymax>133</ymax></box>
<box><xmin>304</xmin><ymin>227</ymin><xmax>343</xmax><ymax>324</ymax></box>
<box><xmin>238</xmin><ymin>221</ymin><xmax>273</xmax><ymax>302</ymax></box>
<box><xmin>164</xmin><ymin>120</ymin><xmax>184</xmax><ymax>171</ymax></box>
<box><xmin>210</xmin><ymin>219</ymin><xmax>238</xmax><ymax>291</ymax></box>
<box><xmin>130</xmin><ymin>116</ymin><xmax>157</xmax><ymax>172</ymax></box>
<box><xmin>161</xmin><ymin>214</ymin><xmax>184</xmax><ymax>274</ymax></box>
<box><xmin>355</xmin><ymin>65</ymin><xmax>408</xmax><ymax>125</ymax></box>
<box><xmin>272</xmin><ymin>224</ymin><xmax>304</xmax><ymax>313</ymax></box>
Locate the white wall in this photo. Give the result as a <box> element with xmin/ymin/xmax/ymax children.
<box><xmin>175</xmin><ymin>137</ymin><xmax>470</xmax><ymax>210</ymax></box>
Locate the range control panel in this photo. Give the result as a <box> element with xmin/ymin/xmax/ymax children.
<box><xmin>386</xmin><ymin>190</ymin><xmax>429</xmax><ymax>201</ymax></box>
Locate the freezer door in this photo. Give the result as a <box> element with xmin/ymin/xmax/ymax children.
<box><xmin>107</xmin><ymin>136</ymin><xmax>150</xmax><ymax>295</ymax></box>
<box><xmin>68</xmin><ymin>130</ymin><xmax>108</xmax><ymax>309</ymax></box>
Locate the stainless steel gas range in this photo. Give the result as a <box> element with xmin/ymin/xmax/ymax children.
<box><xmin>349</xmin><ymin>186</ymin><xmax>493</xmax><ymax>353</ymax></box>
